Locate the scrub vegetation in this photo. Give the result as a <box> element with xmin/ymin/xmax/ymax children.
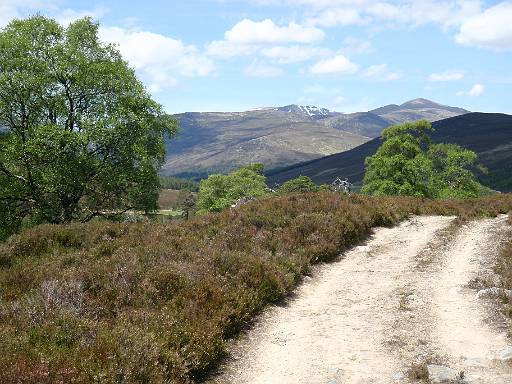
<box><xmin>1</xmin><ymin>193</ymin><xmax>512</xmax><ymax>383</ymax></box>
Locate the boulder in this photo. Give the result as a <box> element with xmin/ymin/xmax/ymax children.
<box><xmin>498</xmin><ymin>346</ymin><xmax>512</xmax><ymax>362</ymax></box>
<box><xmin>476</xmin><ymin>287</ymin><xmax>512</xmax><ymax>300</ymax></box>
<box><xmin>427</xmin><ymin>364</ymin><xmax>468</xmax><ymax>383</ymax></box>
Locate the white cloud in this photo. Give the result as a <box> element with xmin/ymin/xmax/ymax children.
<box><xmin>206</xmin><ymin>18</ymin><xmax>325</xmax><ymax>60</ymax></box>
<box><xmin>0</xmin><ymin>0</ymin><xmax>52</xmax><ymax>26</ymax></box>
<box><xmin>224</xmin><ymin>18</ymin><xmax>324</xmax><ymax>44</ymax></box>
<box><xmin>100</xmin><ymin>27</ymin><xmax>215</xmax><ymax>92</ymax></box>
<box><xmin>457</xmin><ymin>83</ymin><xmax>485</xmax><ymax>96</ymax></box>
<box><xmin>261</xmin><ymin>45</ymin><xmax>330</xmax><ymax>63</ymax></box>
<box><xmin>254</xmin><ymin>0</ymin><xmax>482</xmax><ymax>30</ymax></box>
<box><xmin>0</xmin><ymin>0</ymin><xmax>106</xmax><ymax>27</ymax></box>
<box><xmin>54</xmin><ymin>6</ymin><xmax>107</xmax><ymax>25</ymax></box>
<box><xmin>310</xmin><ymin>54</ymin><xmax>358</xmax><ymax>75</ymax></box>
<box><xmin>429</xmin><ymin>70</ymin><xmax>465</xmax><ymax>82</ymax></box>
<box><xmin>244</xmin><ymin>61</ymin><xmax>283</xmax><ymax>77</ymax></box>
<box><xmin>455</xmin><ymin>2</ymin><xmax>512</xmax><ymax>50</ymax></box>
<box><xmin>468</xmin><ymin>83</ymin><xmax>485</xmax><ymax>96</ymax></box>
<box><xmin>340</xmin><ymin>37</ymin><xmax>373</xmax><ymax>55</ymax></box>
<box><xmin>206</xmin><ymin>40</ymin><xmax>257</xmax><ymax>58</ymax></box>
<box><xmin>362</xmin><ymin>64</ymin><xmax>401</xmax><ymax>81</ymax></box>
<box><xmin>307</xmin><ymin>8</ymin><xmax>368</xmax><ymax>27</ymax></box>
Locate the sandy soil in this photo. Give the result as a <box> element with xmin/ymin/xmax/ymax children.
<box><xmin>210</xmin><ymin>215</ymin><xmax>512</xmax><ymax>384</ymax></box>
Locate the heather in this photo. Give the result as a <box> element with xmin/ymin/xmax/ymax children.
<box><xmin>496</xmin><ymin>214</ymin><xmax>512</xmax><ymax>317</ymax></box>
<box><xmin>1</xmin><ymin>193</ymin><xmax>512</xmax><ymax>383</ymax></box>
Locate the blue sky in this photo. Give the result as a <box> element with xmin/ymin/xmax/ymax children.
<box><xmin>2</xmin><ymin>0</ymin><xmax>512</xmax><ymax>114</ymax></box>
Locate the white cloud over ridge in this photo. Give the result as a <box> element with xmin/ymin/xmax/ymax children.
<box><xmin>311</xmin><ymin>54</ymin><xmax>358</xmax><ymax>75</ymax></box>
<box><xmin>457</xmin><ymin>83</ymin><xmax>485</xmax><ymax>97</ymax></box>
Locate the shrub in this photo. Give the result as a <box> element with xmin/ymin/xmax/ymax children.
<box><xmin>362</xmin><ymin>120</ymin><xmax>487</xmax><ymax>198</ymax></box>
<box><xmin>1</xmin><ymin>193</ymin><xmax>512</xmax><ymax>382</ymax></box>
<box><xmin>196</xmin><ymin>165</ymin><xmax>270</xmax><ymax>213</ymax></box>
<box><xmin>277</xmin><ymin>176</ymin><xmax>319</xmax><ymax>194</ymax></box>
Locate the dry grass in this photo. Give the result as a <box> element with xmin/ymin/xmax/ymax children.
<box><xmin>1</xmin><ymin>193</ymin><xmax>512</xmax><ymax>383</ymax></box>
<box><xmin>158</xmin><ymin>189</ymin><xmax>182</xmax><ymax>210</ymax></box>
<box><xmin>495</xmin><ymin>212</ymin><xmax>512</xmax><ymax>318</ymax></box>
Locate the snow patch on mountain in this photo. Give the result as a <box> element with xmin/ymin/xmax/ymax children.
<box><xmin>277</xmin><ymin>104</ymin><xmax>334</xmax><ymax>119</ymax></box>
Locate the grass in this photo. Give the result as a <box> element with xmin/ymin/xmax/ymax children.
<box><xmin>1</xmin><ymin>193</ymin><xmax>512</xmax><ymax>383</ymax></box>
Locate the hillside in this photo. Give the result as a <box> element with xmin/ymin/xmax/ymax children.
<box><xmin>162</xmin><ymin>108</ymin><xmax>368</xmax><ymax>178</ymax></box>
<box><xmin>267</xmin><ymin>113</ymin><xmax>512</xmax><ymax>192</ymax></box>
<box><xmin>322</xmin><ymin>98</ymin><xmax>469</xmax><ymax>138</ymax></box>
<box><xmin>162</xmin><ymin>99</ymin><xmax>468</xmax><ymax>178</ymax></box>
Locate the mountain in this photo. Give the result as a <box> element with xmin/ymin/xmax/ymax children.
<box><xmin>277</xmin><ymin>104</ymin><xmax>339</xmax><ymax>120</ymax></box>
<box><xmin>162</xmin><ymin>107</ymin><xmax>367</xmax><ymax>178</ymax></box>
<box><xmin>162</xmin><ymin>99</ymin><xmax>469</xmax><ymax>178</ymax></box>
<box><xmin>323</xmin><ymin>98</ymin><xmax>470</xmax><ymax>138</ymax></box>
<box><xmin>378</xmin><ymin>98</ymin><xmax>469</xmax><ymax>125</ymax></box>
<box><xmin>266</xmin><ymin>113</ymin><xmax>512</xmax><ymax>192</ymax></box>
<box><xmin>322</xmin><ymin>112</ymin><xmax>392</xmax><ymax>138</ymax></box>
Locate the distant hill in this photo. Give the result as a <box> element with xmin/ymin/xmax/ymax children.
<box><xmin>322</xmin><ymin>112</ymin><xmax>391</xmax><ymax>138</ymax></box>
<box><xmin>162</xmin><ymin>108</ymin><xmax>368</xmax><ymax>178</ymax></box>
<box><xmin>267</xmin><ymin>113</ymin><xmax>512</xmax><ymax>192</ymax></box>
<box><xmin>323</xmin><ymin>98</ymin><xmax>469</xmax><ymax>138</ymax></box>
<box><xmin>162</xmin><ymin>99</ymin><xmax>469</xmax><ymax>178</ymax></box>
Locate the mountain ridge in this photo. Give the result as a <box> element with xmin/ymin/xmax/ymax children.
<box><xmin>162</xmin><ymin>98</ymin><xmax>469</xmax><ymax>178</ymax></box>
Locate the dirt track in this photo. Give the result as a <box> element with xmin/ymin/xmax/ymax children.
<box><xmin>211</xmin><ymin>215</ymin><xmax>512</xmax><ymax>384</ymax></box>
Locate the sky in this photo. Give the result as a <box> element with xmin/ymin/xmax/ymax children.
<box><xmin>2</xmin><ymin>0</ymin><xmax>512</xmax><ymax>114</ymax></box>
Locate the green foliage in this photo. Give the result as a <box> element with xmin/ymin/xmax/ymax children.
<box><xmin>197</xmin><ymin>164</ymin><xmax>270</xmax><ymax>213</ymax></box>
<box><xmin>362</xmin><ymin>120</ymin><xmax>486</xmax><ymax>198</ymax></box>
<box><xmin>159</xmin><ymin>176</ymin><xmax>199</xmax><ymax>192</ymax></box>
<box><xmin>479</xmin><ymin>165</ymin><xmax>512</xmax><ymax>193</ymax></box>
<box><xmin>177</xmin><ymin>190</ymin><xmax>197</xmax><ymax>219</ymax></box>
<box><xmin>1</xmin><ymin>193</ymin><xmax>512</xmax><ymax>382</ymax></box>
<box><xmin>0</xmin><ymin>16</ymin><xmax>177</xmax><ymax>240</ymax></box>
<box><xmin>319</xmin><ymin>184</ymin><xmax>334</xmax><ymax>192</ymax></box>
<box><xmin>277</xmin><ymin>176</ymin><xmax>319</xmax><ymax>194</ymax></box>
<box><xmin>243</xmin><ymin>163</ymin><xmax>265</xmax><ymax>175</ymax></box>
<box><xmin>428</xmin><ymin>143</ymin><xmax>490</xmax><ymax>198</ymax></box>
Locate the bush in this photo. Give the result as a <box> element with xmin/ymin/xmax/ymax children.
<box><xmin>196</xmin><ymin>165</ymin><xmax>270</xmax><ymax>213</ymax></box>
<box><xmin>1</xmin><ymin>193</ymin><xmax>512</xmax><ymax>382</ymax></box>
<box><xmin>277</xmin><ymin>176</ymin><xmax>319</xmax><ymax>194</ymax></box>
<box><xmin>362</xmin><ymin>120</ymin><xmax>487</xmax><ymax>198</ymax></box>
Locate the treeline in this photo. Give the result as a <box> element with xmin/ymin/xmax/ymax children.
<box><xmin>159</xmin><ymin>176</ymin><xmax>199</xmax><ymax>192</ymax></box>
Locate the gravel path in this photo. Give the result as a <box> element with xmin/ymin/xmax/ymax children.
<box><xmin>211</xmin><ymin>215</ymin><xmax>512</xmax><ymax>384</ymax></box>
